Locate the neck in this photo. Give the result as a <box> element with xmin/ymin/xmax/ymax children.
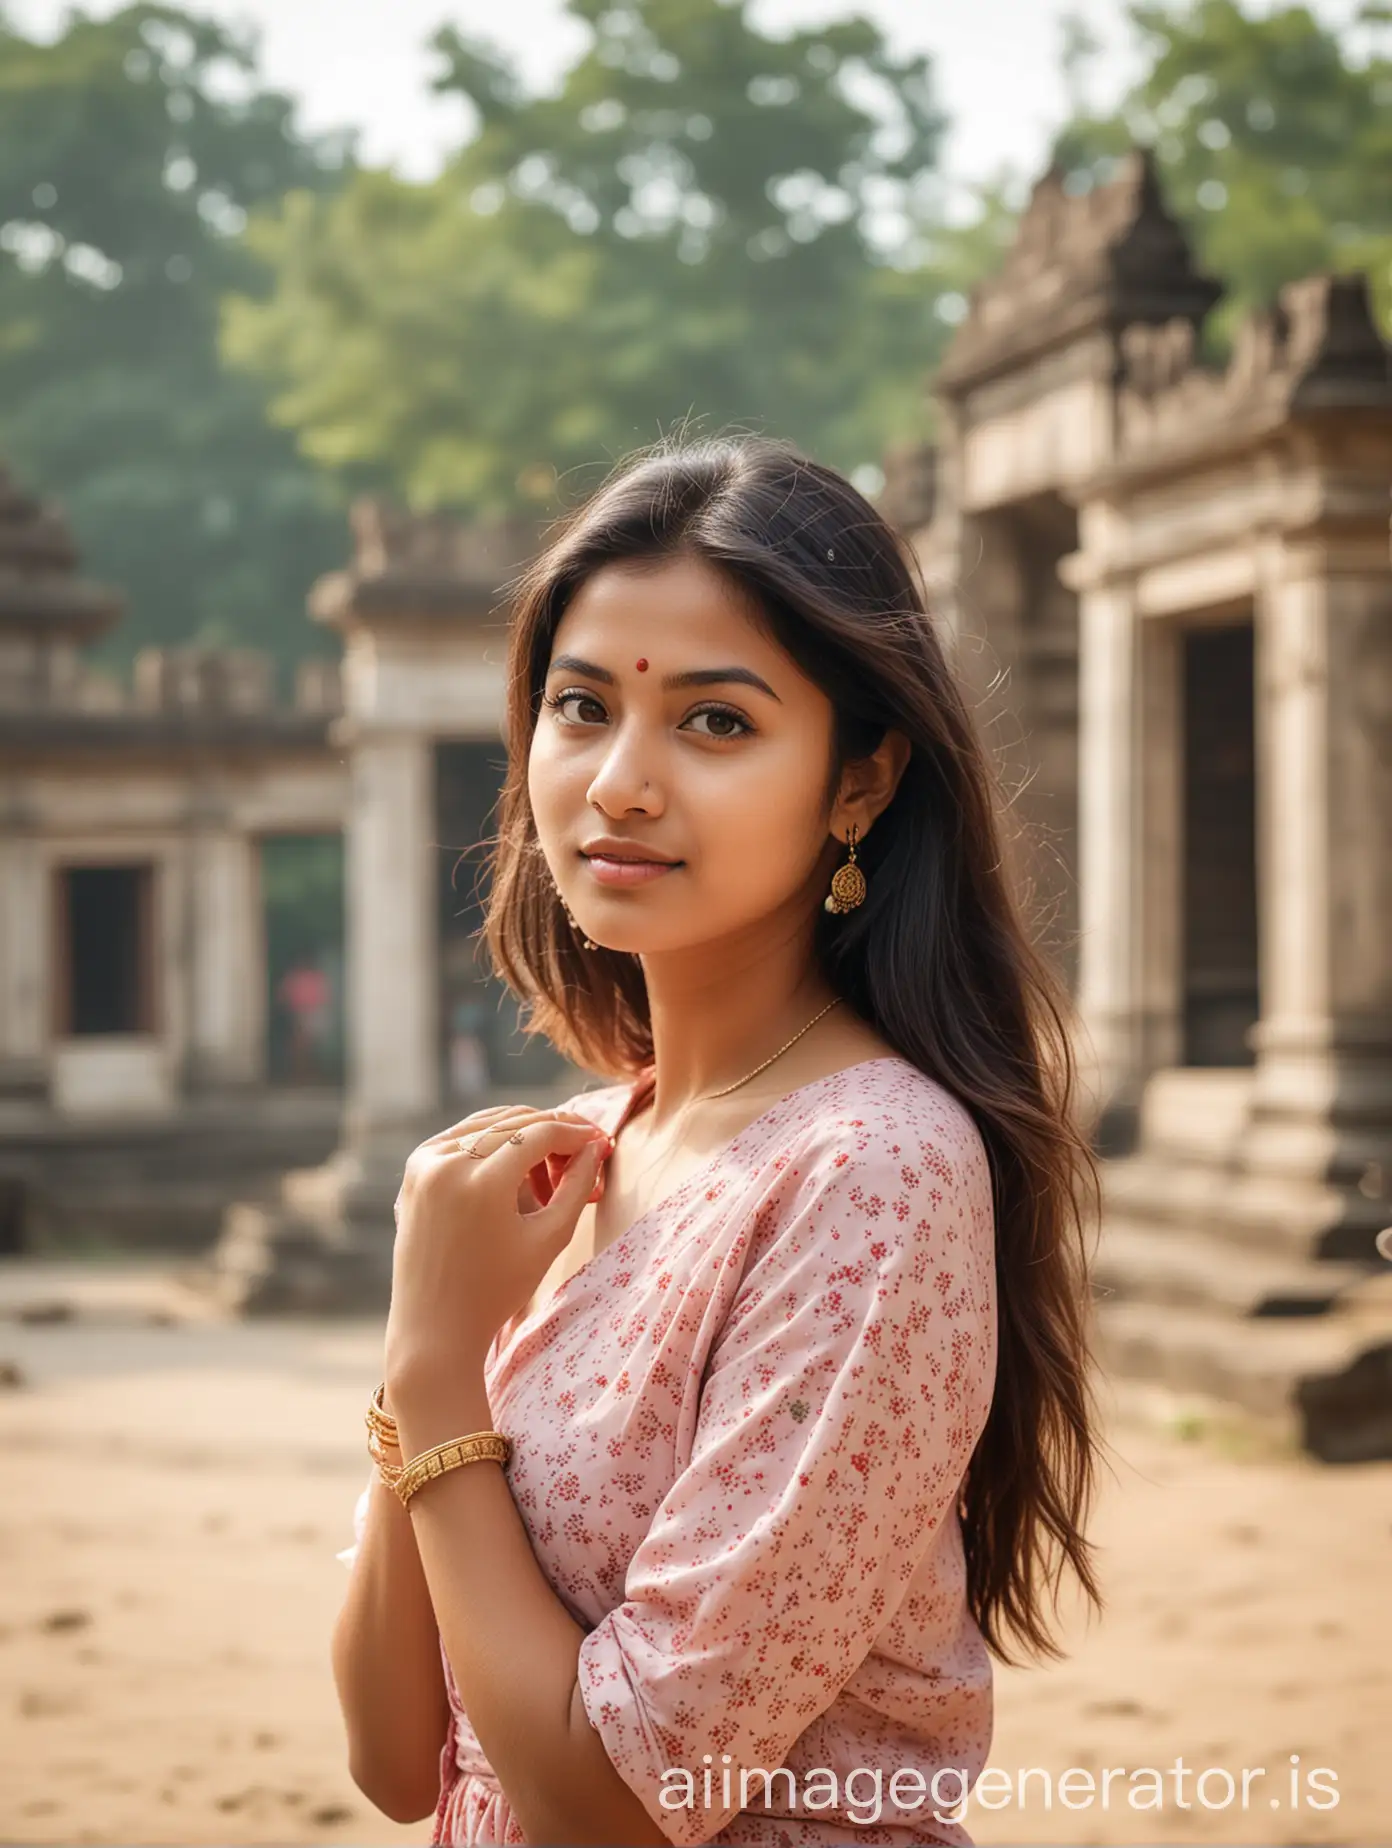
<box><xmin>634</xmin><ymin>901</ymin><xmax>839</xmax><ymax>1134</ymax></box>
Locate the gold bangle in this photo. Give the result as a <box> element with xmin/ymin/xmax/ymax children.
<box><xmin>394</xmin><ymin>1431</ymin><xmax>512</xmax><ymax>1509</ymax></box>
<box><xmin>366</xmin><ymin>1381</ymin><xmax>398</xmax><ymax>1447</ymax></box>
<box><xmin>368</xmin><ymin>1429</ymin><xmax>405</xmax><ymax>1489</ymax></box>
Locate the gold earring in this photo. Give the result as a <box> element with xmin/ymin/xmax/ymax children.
<box><xmin>824</xmin><ymin>822</ymin><xmax>867</xmax><ymax>914</ymax></box>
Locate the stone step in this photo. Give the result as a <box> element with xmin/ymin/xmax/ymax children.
<box><xmin>0</xmin><ymin>1255</ymin><xmax>228</xmax><ymax>1326</ymax></box>
<box><xmin>6</xmin><ymin>1102</ymin><xmax>345</xmax><ymax>1256</ymax></box>
<box><xmin>28</xmin><ymin>1190</ymin><xmax>229</xmax><ymax>1255</ymax></box>
<box><xmin>191</xmin><ymin>1200</ymin><xmax>393</xmax><ymax>1317</ymax></box>
<box><xmin>1101</xmin><ymin>1154</ymin><xmax>1391</xmax><ymax>1262</ymax></box>
<box><xmin>13</xmin><ymin>1125</ymin><xmax>340</xmax><ymax>1187</ymax></box>
<box><xmin>1091</xmin><ymin>1298</ymin><xmax>1392</xmax><ymax>1462</ymax></box>
<box><xmin>1092</xmin><ymin>1220</ymin><xmax>1376</xmax><ymax>1317</ymax></box>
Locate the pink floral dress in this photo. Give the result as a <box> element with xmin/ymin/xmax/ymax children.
<box><xmin>340</xmin><ymin>1055</ymin><xmax>999</xmax><ymax>1847</ymax></box>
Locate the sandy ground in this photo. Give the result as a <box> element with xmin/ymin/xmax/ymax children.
<box><xmin>0</xmin><ymin>1256</ymin><xmax>1387</xmax><ymax>1848</ymax></box>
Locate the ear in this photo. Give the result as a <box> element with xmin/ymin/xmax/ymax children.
<box><xmin>835</xmin><ymin>727</ymin><xmax>912</xmax><ymax>838</ymax></box>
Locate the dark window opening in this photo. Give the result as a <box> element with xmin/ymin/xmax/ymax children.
<box><xmin>1182</xmin><ymin>621</ymin><xmax>1260</xmax><ymax>1066</ymax></box>
<box><xmin>262</xmin><ymin>833</ymin><xmax>345</xmax><ymax>1085</ymax></box>
<box><xmin>60</xmin><ymin>864</ymin><xmax>155</xmax><ymax>1036</ymax></box>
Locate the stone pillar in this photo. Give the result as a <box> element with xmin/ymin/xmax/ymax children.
<box><xmin>1074</xmin><ymin>566</ymin><xmax>1144</xmax><ymax>1151</ymax></box>
<box><xmin>205</xmin><ymin>494</ymin><xmax>556</xmax><ymax>1313</ymax></box>
<box><xmin>1244</xmin><ymin>534</ymin><xmax>1392</xmax><ymax>1224</ymax></box>
<box><xmin>186</xmin><ymin>819</ymin><xmax>262</xmax><ymax>1089</ymax></box>
<box><xmin>208</xmin><ymin>726</ymin><xmax>440</xmax><ymax>1311</ymax></box>
<box><xmin>0</xmin><ymin>468</ymin><xmax>120</xmax><ymax>1101</ymax></box>
<box><xmin>345</xmin><ymin>730</ymin><xmax>438</xmax><ymax>1151</ymax></box>
<box><xmin>0</xmin><ymin>819</ymin><xmax>48</xmax><ymax>1097</ymax></box>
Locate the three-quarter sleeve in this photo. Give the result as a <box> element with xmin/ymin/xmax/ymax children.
<box><xmin>574</xmin><ymin>1115</ymin><xmax>997</xmax><ymax>1845</ymax></box>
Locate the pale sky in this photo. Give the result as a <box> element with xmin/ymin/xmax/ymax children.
<box><xmin>11</xmin><ymin>0</ymin><xmax>1367</xmax><ymax>202</ymax></box>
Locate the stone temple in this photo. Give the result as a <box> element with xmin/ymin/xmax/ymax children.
<box><xmin>1</xmin><ymin>151</ymin><xmax>1389</xmax><ymax>1460</ymax></box>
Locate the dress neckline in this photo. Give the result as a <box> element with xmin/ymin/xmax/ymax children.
<box><xmin>491</xmin><ymin>1053</ymin><xmax>913</xmax><ymax>1365</ymax></box>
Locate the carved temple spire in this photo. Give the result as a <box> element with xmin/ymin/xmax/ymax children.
<box><xmin>936</xmin><ymin>147</ymin><xmax>1223</xmax><ymax>396</ymax></box>
<box><xmin>0</xmin><ymin>464</ymin><xmax>122</xmax><ymax>643</ymax></box>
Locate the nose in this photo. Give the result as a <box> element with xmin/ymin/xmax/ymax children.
<box><xmin>584</xmin><ymin>718</ymin><xmax>664</xmax><ymax>815</ymax></box>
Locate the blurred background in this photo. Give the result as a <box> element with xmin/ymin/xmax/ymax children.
<box><xmin>0</xmin><ymin>0</ymin><xmax>1390</xmax><ymax>1841</ymax></box>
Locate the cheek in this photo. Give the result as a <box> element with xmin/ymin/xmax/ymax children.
<box><xmin>698</xmin><ymin>752</ymin><xmax>827</xmax><ymax>879</ymax></box>
<box><xmin>527</xmin><ymin>726</ymin><xmax>575</xmax><ymax>830</ymax></box>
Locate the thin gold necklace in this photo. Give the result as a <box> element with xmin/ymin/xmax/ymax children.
<box><xmin>702</xmin><ymin>995</ymin><xmax>844</xmax><ymax>1097</ymax></box>
<box><xmin>621</xmin><ymin>996</ymin><xmax>844</xmax><ymax>1196</ymax></box>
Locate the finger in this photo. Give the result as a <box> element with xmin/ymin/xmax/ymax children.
<box><xmin>447</xmin><ymin>1117</ymin><xmax>610</xmax><ymax>1162</ymax></box>
<box><xmin>428</xmin><ymin>1105</ymin><xmax>599</xmax><ymax>1147</ymax></box>
<box><xmin>520</xmin><ymin>1121</ymin><xmax>613</xmax><ymax>1198</ymax></box>
<box><xmin>448</xmin><ymin>1122</ymin><xmax>606</xmax><ymax>1182</ymax></box>
<box><xmin>436</xmin><ymin>1108</ymin><xmax>561</xmax><ymax>1153</ymax></box>
<box><xmin>427</xmin><ymin>1108</ymin><xmax>595</xmax><ymax>1138</ymax></box>
<box><xmin>426</xmin><ymin>1105</ymin><xmax>540</xmax><ymax>1146</ymax></box>
<box><xmin>521</xmin><ymin>1131</ymin><xmax>606</xmax><ymax>1227</ymax></box>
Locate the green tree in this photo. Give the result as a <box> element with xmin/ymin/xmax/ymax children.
<box><xmin>225</xmin><ymin>0</ymin><xmax>979</xmax><ymax>514</ymax></box>
<box><xmin>0</xmin><ymin>3</ymin><xmax>353</xmax><ymax>677</ymax></box>
<box><xmin>1052</xmin><ymin>1</ymin><xmax>1392</xmax><ymax>347</ymax></box>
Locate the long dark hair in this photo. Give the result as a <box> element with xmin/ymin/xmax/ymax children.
<box><xmin>484</xmin><ymin>431</ymin><xmax>1103</xmax><ymax>1663</ymax></box>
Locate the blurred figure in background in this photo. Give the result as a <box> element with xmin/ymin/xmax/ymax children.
<box><xmin>277</xmin><ymin>959</ymin><xmax>333</xmax><ymax>1083</ymax></box>
<box><xmin>447</xmin><ymin>995</ymin><xmax>491</xmax><ymax>1104</ymax></box>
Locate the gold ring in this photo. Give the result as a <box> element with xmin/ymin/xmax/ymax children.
<box><xmin>457</xmin><ymin>1130</ymin><xmax>526</xmax><ymax>1157</ymax></box>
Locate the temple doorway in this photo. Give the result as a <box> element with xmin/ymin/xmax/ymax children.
<box><xmin>54</xmin><ymin>863</ymin><xmax>156</xmax><ymax>1037</ymax></box>
<box><xmin>1181</xmin><ymin>619</ymin><xmax>1260</xmax><ymax>1065</ymax></box>
<box><xmin>261</xmin><ymin>833</ymin><xmax>345</xmax><ymax>1085</ymax></box>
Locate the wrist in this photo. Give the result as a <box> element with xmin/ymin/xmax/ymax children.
<box><xmin>387</xmin><ymin>1356</ymin><xmax>495</xmax><ymax>1457</ymax></box>
<box><xmin>385</xmin><ymin>1329</ymin><xmax>493</xmax><ymax>1401</ymax></box>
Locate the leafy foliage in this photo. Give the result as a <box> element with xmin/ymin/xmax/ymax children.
<box><xmin>7</xmin><ymin>0</ymin><xmax>1384</xmax><ymax>682</ymax></box>
<box><xmin>0</xmin><ymin>3</ymin><xmax>353</xmax><ymax>673</ymax></box>
<box><xmin>1053</xmin><ymin>1</ymin><xmax>1392</xmax><ymax>347</ymax></box>
<box><xmin>224</xmin><ymin>0</ymin><xmax>975</xmax><ymax>514</ymax></box>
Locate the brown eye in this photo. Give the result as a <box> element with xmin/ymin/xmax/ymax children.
<box><xmin>544</xmin><ymin>689</ymin><xmax>606</xmax><ymax>724</ymax></box>
<box><xmin>684</xmin><ymin>703</ymin><xmax>754</xmax><ymax>740</ymax></box>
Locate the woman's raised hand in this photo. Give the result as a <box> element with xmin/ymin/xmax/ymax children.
<box><xmin>384</xmin><ymin>1105</ymin><xmax>613</xmax><ymax>1390</ymax></box>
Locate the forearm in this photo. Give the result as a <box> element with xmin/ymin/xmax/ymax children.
<box><xmin>332</xmin><ymin>1468</ymin><xmax>451</xmax><ymax>1822</ymax></box>
<box><xmin>393</xmin><ymin>1364</ymin><xmax>670</xmax><ymax>1848</ymax></box>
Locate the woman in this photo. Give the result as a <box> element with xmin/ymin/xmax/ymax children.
<box><xmin>333</xmin><ymin>433</ymin><xmax>1102</xmax><ymax>1847</ymax></box>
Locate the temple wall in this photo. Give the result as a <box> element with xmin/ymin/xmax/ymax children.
<box><xmin>340</xmin><ymin>627</ymin><xmax>509</xmax><ymax>736</ymax></box>
<box><xmin>0</xmin><ymin>755</ymin><xmax>348</xmax><ymax>1117</ymax></box>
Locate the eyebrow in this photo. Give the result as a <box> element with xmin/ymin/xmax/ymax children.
<box><xmin>546</xmin><ymin>654</ymin><xmax>782</xmax><ymax>703</ymax></box>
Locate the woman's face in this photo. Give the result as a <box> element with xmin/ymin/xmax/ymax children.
<box><xmin>528</xmin><ymin>553</ymin><xmax>843</xmax><ymax>958</ymax></box>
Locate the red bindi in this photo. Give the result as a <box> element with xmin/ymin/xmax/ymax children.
<box><xmin>635</xmin><ymin>657</ymin><xmax>649</xmax><ymax>671</ymax></box>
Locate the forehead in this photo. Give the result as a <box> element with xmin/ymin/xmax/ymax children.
<box><xmin>554</xmin><ymin>555</ymin><xmax>772</xmax><ymax>653</ymax></box>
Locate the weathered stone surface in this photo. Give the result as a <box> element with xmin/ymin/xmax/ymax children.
<box><xmin>0</xmin><ymin>457</ymin><xmax>348</xmax><ymax>1247</ymax></box>
<box><xmin>310</xmin><ymin>495</ymin><xmax>548</xmax><ymax>629</ymax></box>
<box><xmin>0</xmin><ymin>465</ymin><xmax>123</xmax><ymax>645</ymax></box>
<box><xmin>1114</xmin><ymin>271</ymin><xmax>1392</xmax><ymax>463</ymax></box>
<box><xmin>921</xmin><ymin>148</ymin><xmax>1392</xmax><ymax>1461</ymax></box>
<box><xmin>205</xmin><ymin>500</ymin><xmax>579</xmax><ymax>1315</ymax></box>
<box><xmin>5</xmin><ymin>149</ymin><xmax>1392</xmax><ymax>1468</ymax></box>
<box><xmin>935</xmin><ymin>149</ymin><xmax>1222</xmax><ymax>397</ymax></box>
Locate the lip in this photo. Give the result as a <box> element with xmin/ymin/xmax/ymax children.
<box><xmin>580</xmin><ymin>838</ymin><xmax>681</xmax><ymax>864</ymax></box>
<box><xmin>582</xmin><ymin>854</ymin><xmax>683</xmax><ymax>887</ymax></box>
